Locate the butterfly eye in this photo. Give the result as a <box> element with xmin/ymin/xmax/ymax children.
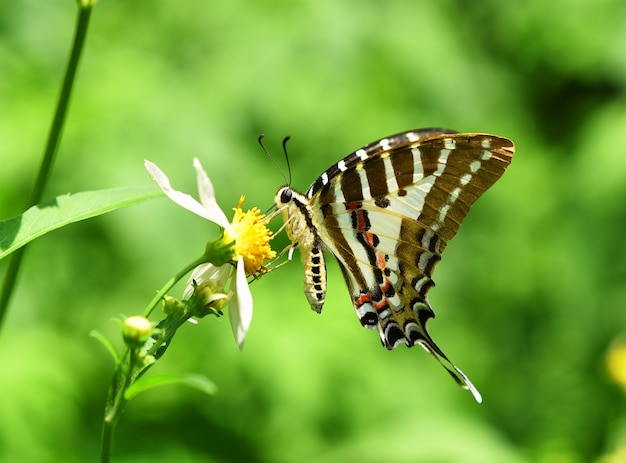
<box><xmin>280</xmin><ymin>188</ymin><xmax>293</xmax><ymax>204</ymax></box>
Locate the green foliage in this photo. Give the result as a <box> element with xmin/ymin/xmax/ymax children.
<box><xmin>1</xmin><ymin>0</ymin><xmax>626</xmax><ymax>462</ymax></box>
<box><xmin>124</xmin><ymin>374</ymin><xmax>217</xmax><ymax>401</ymax></box>
<box><xmin>91</xmin><ymin>329</ymin><xmax>120</xmax><ymax>365</ymax></box>
<box><xmin>0</xmin><ymin>186</ymin><xmax>162</xmax><ymax>259</ymax></box>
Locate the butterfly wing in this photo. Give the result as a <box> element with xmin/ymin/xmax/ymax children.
<box><xmin>308</xmin><ymin>129</ymin><xmax>514</xmax><ymax>400</ymax></box>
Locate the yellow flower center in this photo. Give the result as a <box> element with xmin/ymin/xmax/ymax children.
<box><xmin>230</xmin><ymin>196</ymin><xmax>276</xmax><ymax>275</ymax></box>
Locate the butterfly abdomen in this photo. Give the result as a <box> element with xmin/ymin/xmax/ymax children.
<box><xmin>302</xmin><ymin>243</ymin><xmax>326</xmax><ymax>313</ymax></box>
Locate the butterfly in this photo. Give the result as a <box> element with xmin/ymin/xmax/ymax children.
<box><xmin>274</xmin><ymin>128</ymin><xmax>515</xmax><ymax>402</ymax></box>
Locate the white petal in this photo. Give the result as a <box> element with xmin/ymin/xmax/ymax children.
<box><xmin>183</xmin><ymin>263</ymin><xmax>231</xmax><ymax>300</ymax></box>
<box><xmin>193</xmin><ymin>158</ymin><xmax>231</xmax><ymax>230</ymax></box>
<box><xmin>229</xmin><ymin>257</ymin><xmax>253</xmax><ymax>350</ymax></box>
<box><xmin>144</xmin><ymin>160</ymin><xmax>229</xmax><ymax>228</ymax></box>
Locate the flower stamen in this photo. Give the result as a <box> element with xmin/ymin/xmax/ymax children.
<box><xmin>230</xmin><ymin>196</ymin><xmax>276</xmax><ymax>276</ymax></box>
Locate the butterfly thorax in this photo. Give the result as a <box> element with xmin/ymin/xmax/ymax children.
<box><xmin>275</xmin><ymin>186</ymin><xmax>328</xmax><ymax>313</ymax></box>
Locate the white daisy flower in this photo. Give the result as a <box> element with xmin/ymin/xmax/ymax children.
<box><xmin>145</xmin><ymin>158</ymin><xmax>275</xmax><ymax>348</ymax></box>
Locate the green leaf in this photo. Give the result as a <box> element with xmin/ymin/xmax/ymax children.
<box><xmin>89</xmin><ymin>330</ymin><xmax>120</xmax><ymax>364</ymax></box>
<box><xmin>0</xmin><ymin>185</ymin><xmax>163</xmax><ymax>260</ymax></box>
<box><xmin>124</xmin><ymin>374</ymin><xmax>217</xmax><ymax>401</ymax></box>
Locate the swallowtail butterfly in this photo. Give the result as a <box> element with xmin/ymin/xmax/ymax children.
<box><xmin>274</xmin><ymin>128</ymin><xmax>514</xmax><ymax>402</ymax></box>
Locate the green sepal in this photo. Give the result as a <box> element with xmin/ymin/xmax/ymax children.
<box><xmin>204</xmin><ymin>229</ymin><xmax>236</xmax><ymax>266</ymax></box>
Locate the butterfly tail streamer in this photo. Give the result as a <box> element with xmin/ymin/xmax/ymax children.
<box><xmin>417</xmin><ymin>339</ymin><xmax>482</xmax><ymax>403</ymax></box>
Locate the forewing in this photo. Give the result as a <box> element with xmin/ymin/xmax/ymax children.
<box><xmin>309</xmin><ymin>130</ymin><xmax>513</xmax><ymax>307</ymax></box>
<box><xmin>310</xmin><ymin>130</ymin><xmax>514</xmax><ymax>243</ymax></box>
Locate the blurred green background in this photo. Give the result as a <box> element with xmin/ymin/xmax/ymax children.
<box><xmin>2</xmin><ymin>1</ymin><xmax>626</xmax><ymax>462</ymax></box>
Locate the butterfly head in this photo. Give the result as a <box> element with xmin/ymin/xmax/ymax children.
<box><xmin>275</xmin><ymin>186</ymin><xmax>294</xmax><ymax>207</ymax></box>
<box><xmin>274</xmin><ymin>185</ymin><xmax>300</xmax><ymax>225</ymax></box>
<box><xmin>274</xmin><ymin>185</ymin><xmax>311</xmax><ymax>211</ymax></box>
<box><xmin>274</xmin><ymin>185</ymin><xmax>317</xmax><ymax>247</ymax></box>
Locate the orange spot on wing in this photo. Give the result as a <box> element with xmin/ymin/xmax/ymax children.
<box><xmin>380</xmin><ymin>278</ymin><xmax>391</xmax><ymax>294</ymax></box>
<box><xmin>355</xmin><ymin>210</ymin><xmax>367</xmax><ymax>231</ymax></box>
<box><xmin>374</xmin><ymin>299</ymin><xmax>388</xmax><ymax>311</ymax></box>
<box><xmin>355</xmin><ymin>293</ymin><xmax>372</xmax><ymax>308</ymax></box>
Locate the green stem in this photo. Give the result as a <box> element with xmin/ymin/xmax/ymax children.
<box><xmin>0</xmin><ymin>1</ymin><xmax>94</xmax><ymax>331</ymax></box>
<box><xmin>100</xmin><ymin>310</ymin><xmax>193</xmax><ymax>463</ymax></box>
<box><xmin>100</xmin><ymin>255</ymin><xmax>207</xmax><ymax>461</ymax></box>
<box><xmin>101</xmin><ymin>349</ymin><xmax>138</xmax><ymax>463</ymax></box>
<box><xmin>142</xmin><ymin>256</ymin><xmax>207</xmax><ymax>318</ymax></box>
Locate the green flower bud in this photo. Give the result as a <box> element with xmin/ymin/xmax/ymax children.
<box><xmin>123</xmin><ymin>316</ymin><xmax>153</xmax><ymax>347</ymax></box>
<box><xmin>163</xmin><ymin>296</ymin><xmax>185</xmax><ymax>316</ymax></box>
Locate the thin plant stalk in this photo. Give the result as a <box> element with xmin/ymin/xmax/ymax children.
<box><xmin>0</xmin><ymin>1</ymin><xmax>95</xmax><ymax>330</ymax></box>
<box><xmin>100</xmin><ymin>256</ymin><xmax>208</xmax><ymax>463</ymax></box>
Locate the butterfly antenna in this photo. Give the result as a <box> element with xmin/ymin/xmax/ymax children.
<box><xmin>258</xmin><ymin>134</ymin><xmax>289</xmax><ymax>186</ymax></box>
<box><xmin>282</xmin><ymin>136</ymin><xmax>293</xmax><ymax>186</ymax></box>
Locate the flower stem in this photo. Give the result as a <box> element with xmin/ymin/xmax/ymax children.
<box><xmin>142</xmin><ymin>256</ymin><xmax>207</xmax><ymax>318</ymax></box>
<box><xmin>0</xmin><ymin>1</ymin><xmax>94</xmax><ymax>332</ymax></box>
<box><xmin>100</xmin><ymin>255</ymin><xmax>207</xmax><ymax>461</ymax></box>
<box><xmin>100</xmin><ymin>349</ymin><xmax>139</xmax><ymax>463</ymax></box>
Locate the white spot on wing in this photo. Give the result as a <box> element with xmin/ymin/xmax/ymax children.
<box><xmin>387</xmin><ymin>293</ymin><xmax>403</xmax><ymax>311</ymax></box>
<box><xmin>417</xmin><ymin>252</ymin><xmax>435</xmax><ymax>273</ymax></box>
<box><xmin>413</xmin><ymin>276</ymin><xmax>431</xmax><ymax>294</ymax></box>
<box><xmin>417</xmin><ymin>177</ymin><xmax>435</xmax><ymax>194</ymax></box>
<box><xmin>337</xmin><ymin>160</ymin><xmax>347</xmax><ymax>172</ymax></box>
<box><xmin>437</xmin><ymin>203</ymin><xmax>451</xmax><ymax>223</ymax></box>
<box><xmin>449</xmin><ymin>187</ymin><xmax>461</xmax><ymax>202</ymax></box>
<box><xmin>357</xmin><ymin>260</ymin><xmax>378</xmax><ymax>289</ymax></box>
<box><xmin>470</xmin><ymin>160</ymin><xmax>481</xmax><ymax>173</ymax></box>
<box><xmin>383</xmin><ymin>185</ymin><xmax>425</xmax><ymax>220</ymax></box>
<box><xmin>438</xmin><ymin>148</ymin><xmax>451</xmax><ymax>165</ymax></box>
<box><xmin>405</xmin><ymin>132</ymin><xmax>419</xmax><ymax>142</ymax></box>
<box><xmin>321</xmin><ymin>172</ymin><xmax>329</xmax><ymax>185</ymax></box>
<box><xmin>387</xmin><ymin>271</ymin><xmax>399</xmax><ymax>287</ymax></box>
<box><xmin>412</xmin><ymin>147</ymin><xmax>423</xmax><ymax>179</ymax></box>
<box><xmin>444</xmin><ymin>138</ymin><xmax>456</xmax><ymax>150</ymax></box>
<box><xmin>332</xmin><ymin>183</ymin><xmax>345</xmax><ymax>204</ymax></box>
<box><xmin>356</xmin><ymin>167</ymin><xmax>371</xmax><ymax>199</ymax></box>
<box><xmin>385</xmin><ymin>323</ymin><xmax>407</xmax><ymax>348</ymax></box>
<box><xmin>383</xmin><ymin>156</ymin><xmax>398</xmax><ymax>193</ymax></box>
<box><xmin>481</xmin><ymin>150</ymin><xmax>492</xmax><ymax>161</ymax></box>
<box><xmin>385</xmin><ymin>255</ymin><xmax>400</xmax><ymax>273</ymax></box>
<box><xmin>412</xmin><ymin>301</ymin><xmax>429</xmax><ymax>315</ymax></box>
<box><xmin>405</xmin><ymin>322</ymin><xmax>422</xmax><ymax>344</ymax></box>
<box><xmin>460</xmin><ymin>173</ymin><xmax>472</xmax><ymax>186</ymax></box>
<box><xmin>481</xmin><ymin>138</ymin><xmax>491</xmax><ymax>149</ymax></box>
<box><xmin>420</xmin><ymin>229</ymin><xmax>436</xmax><ymax>250</ymax></box>
<box><xmin>356</xmin><ymin>149</ymin><xmax>368</xmax><ymax>161</ymax></box>
<box><xmin>356</xmin><ymin>302</ymin><xmax>375</xmax><ymax>322</ymax></box>
<box><xmin>364</xmin><ymin>216</ymin><xmax>403</xmax><ymax>256</ymax></box>
<box><xmin>379</xmin><ymin>138</ymin><xmax>391</xmax><ymax>151</ymax></box>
